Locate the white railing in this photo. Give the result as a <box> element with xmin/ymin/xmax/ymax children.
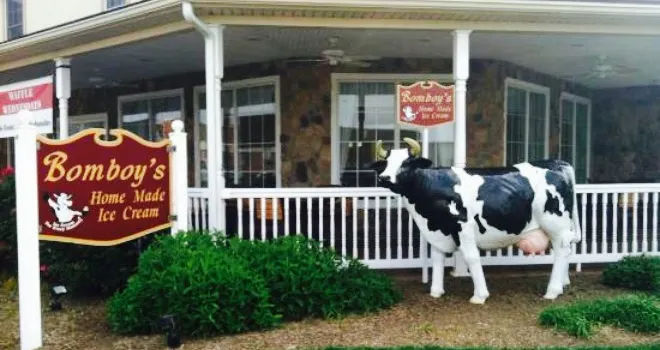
<box><xmin>187</xmin><ymin>183</ymin><xmax>660</xmax><ymax>270</ymax></box>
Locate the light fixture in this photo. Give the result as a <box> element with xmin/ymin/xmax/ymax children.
<box><xmin>50</xmin><ymin>285</ymin><xmax>67</xmax><ymax>311</ymax></box>
<box><xmin>160</xmin><ymin>314</ymin><xmax>182</xmax><ymax>349</ymax></box>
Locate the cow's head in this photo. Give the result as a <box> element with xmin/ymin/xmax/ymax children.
<box><xmin>370</xmin><ymin>137</ymin><xmax>433</xmax><ymax>186</ymax></box>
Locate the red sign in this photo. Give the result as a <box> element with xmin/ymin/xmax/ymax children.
<box><xmin>396</xmin><ymin>81</ymin><xmax>455</xmax><ymax>128</ymax></box>
<box><xmin>0</xmin><ymin>76</ymin><xmax>54</xmax><ymax>138</ymax></box>
<box><xmin>37</xmin><ymin>129</ymin><xmax>172</xmax><ymax>246</ymax></box>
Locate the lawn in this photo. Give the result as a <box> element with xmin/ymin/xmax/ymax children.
<box><xmin>1</xmin><ymin>267</ymin><xmax>658</xmax><ymax>350</ymax></box>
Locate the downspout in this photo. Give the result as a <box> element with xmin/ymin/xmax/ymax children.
<box><xmin>182</xmin><ymin>1</ymin><xmax>224</xmax><ymax>231</ymax></box>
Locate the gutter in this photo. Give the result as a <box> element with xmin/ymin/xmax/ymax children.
<box><xmin>195</xmin><ymin>0</ymin><xmax>660</xmax><ymax>15</ymax></box>
<box><xmin>182</xmin><ymin>1</ymin><xmax>211</xmax><ymax>38</ymax></box>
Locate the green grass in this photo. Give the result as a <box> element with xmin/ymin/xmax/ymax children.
<box><xmin>538</xmin><ymin>294</ymin><xmax>660</xmax><ymax>338</ymax></box>
<box><xmin>315</xmin><ymin>346</ymin><xmax>660</xmax><ymax>350</ymax></box>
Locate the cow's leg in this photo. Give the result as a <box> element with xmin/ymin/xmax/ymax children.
<box><xmin>563</xmin><ymin>261</ymin><xmax>571</xmax><ymax>287</ymax></box>
<box><xmin>458</xmin><ymin>231</ymin><xmax>489</xmax><ymax>304</ymax></box>
<box><xmin>430</xmin><ymin>246</ymin><xmax>446</xmax><ymax>298</ymax></box>
<box><xmin>544</xmin><ymin>229</ymin><xmax>574</xmax><ymax>300</ymax></box>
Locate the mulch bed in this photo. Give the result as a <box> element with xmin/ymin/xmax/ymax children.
<box><xmin>2</xmin><ymin>267</ymin><xmax>659</xmax><ymax>350</ymax></box>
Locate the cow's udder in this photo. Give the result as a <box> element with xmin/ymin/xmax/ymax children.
<box><xmin>517</xmin><ymin>229</ymin><xmax>549</xmax><ymax>255</ymax></box>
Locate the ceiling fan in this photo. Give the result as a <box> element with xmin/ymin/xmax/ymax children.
<box><xmin>563</xmin><ymin>54</ymin><xmax>638</xmax><ymax>80</ymax></box>
<box><xmin>286</xmin><ymin>36</ymin><xmax>381</xmax><ymax>68</ymax></box>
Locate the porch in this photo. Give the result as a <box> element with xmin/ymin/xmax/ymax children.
<box><xmin>2</xmin><ymin>23</ymin><xmax>660</xmax><ymax>273</ymax></box>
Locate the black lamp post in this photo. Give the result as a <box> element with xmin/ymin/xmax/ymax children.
<box><xmin>160</xmin><ymin>314</ymin><xmax>182</xmax><ymax>349</ymax></box>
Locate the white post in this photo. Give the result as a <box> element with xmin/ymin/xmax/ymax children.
<box><xmin>14</xmin><ymin>110</ymin><xmax>43</xmax><ymax>350</ymax></box>
<box><xmin>421</xmin><ymin>127</ymin><xmax>430</xmax><ymax>283</ymax></box>
<box><xmin>451</xmin><ymin>29</ymin><xmax>472</xmax><ymax>278</ymax></box>
<box><xmin>209</xmin><ymin>25</ymin><xmax>226</xmax><ymax>232</ymax></box>
<box><xmin>169</xmin><ymin>120</ymin><xmax>189</xmax><ymax>234</ymax></box>
<box><xmin>55</xmin><ymin>58</ymin><xmax>71</xmax><ymax>139</ymax></box>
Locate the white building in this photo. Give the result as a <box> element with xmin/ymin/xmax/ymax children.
<box><xmin>1</xmin><ymin>0</ymin><xmax>659</xmax><ymax>274</ymax></box>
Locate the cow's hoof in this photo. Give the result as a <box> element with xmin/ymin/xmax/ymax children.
<box><xmin>543</xmin><ymin>289</ymin><xmax>563</xmax><ymax>300</ymax></box>
<box><xmin>430</xmin><ymin>289</ymin><xmax>445</xmax><ymax>298</ymax></box>
<box><xmin>469</xmin><ymin>295</ymin><xmax>487</xmax><ymax>304</ymax></box>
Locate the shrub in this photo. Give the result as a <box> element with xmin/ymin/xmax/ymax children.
<box><xmin>0</xmin><ymin>170</ymin><xmax>17</xmax><ymax>273</ymax></box>
<box><xmin>538</xmin><ymin>294</ymin><xmax>660</xmax><ymax>338</ymax></box>
<box><xmin>225</xmin><ymin>235</ymin><xmax>403</xmax><ymax>321</ymax></box>
<box><xmin>602</xmin><ymin>255</ymin><xmax>660</xmax><ymax>294</ymax></box>
<box><xmin>106</xmin><ymin>231</ymin><xmax>280</xmax><ymax>337</ymax></box>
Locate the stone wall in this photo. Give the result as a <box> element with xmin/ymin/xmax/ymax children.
<box><xmin>591</xmin><ymin>86</ymin><xmax>660</xmax><ymax>183</ymax></box>
<box><xmin>67</xmin><ymin>57</ymin><xmax>591</xmax><ymax>187</ymax></box>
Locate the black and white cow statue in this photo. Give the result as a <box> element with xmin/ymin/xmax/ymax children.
<box><xmin>370</xmin><ymin>138</ymin><xmax>582</xmax><ymax>304</ymax></box>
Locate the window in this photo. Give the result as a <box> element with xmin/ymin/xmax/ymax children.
<box><xmin>194</xmin><ymin>76</ymin><xmax>281</xmax><ymax>189</ymax></box>
<box><xmin>560</xmin><ymin>93</ymin><xmax>591</xmax><ymax>183</ymax></box>
<box><xmin>69</xmin><ymin>113</ymin><xmax>108</xmax><ymax>135</ymax></box>
<box><xmin>106</xmin><ymin>0</ymin><xmax>125</xmax><ymax>10</ymax></box>
<box><xmin>118</xmin><ymin>89</ymin><xmax>184</xmax><ymax>141</ymax></box>
<box><xmin>6</xmin><ymin>0</ymin><xmax>23</xmax><ymax>40</ymax></box>
<box><xmin>504</xmin><ymin>78</ymin><xmax>550</xmax><ymax>165</ymax></box>
<box><xmin>331</xmin><ymin>74</ymin><xmax>454</xmax><ymax>187</ymax></box>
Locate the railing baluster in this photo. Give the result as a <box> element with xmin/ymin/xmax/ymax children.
<box><xmin>375</xmin><ymin>196</ymin><xmax>380</xmax><ymax>260</ymax></box>
<box><xmin>295</xmin><ymin>197</ymin><xmax>301</xmax><ymax>234</ymax></box>
<box><xmin>408</xmin><ymin>204</ymin><xmax>413</xmax><ymax>259</ymax></box>
<box><xmin>580</xmin><ymin>192</ymin><xmax>586</xmax><ymax>256</ymax></box>
<box><xmin>352</xmin><ymin>196</ymin><xmax>358</xmax><ymax>258</ymax></box>
<box><xmin>260</xmin><ymin>197</ymin><xmax>267</xmax><ymax>241</ymax></box>
<box><xmin>653</xmin><ymin>192</ymin><xmax>659</xmax><ymax>253</ymax></box>
<box><xmin>612</xmin><ymin>193</ymin><xmax>618</xmax><ymax>254</ymax></box>
<box><xmin>341</xmin><ymin>197</ymin><xmax>347</xmax><ymax>257</ymax></box>
<box><xmin>633</xmin><ymin>192</ymin><xmax>639</xmax><ymax>253</ymax></box>
<box><xmin>319</xmin><ymin>196</ymin><xmax>324</xmax><ymax>247</ymax></box>
<box><xmin>622</xmin><ymin>193</ymin><xmax>629</xmax><ymax>253</ymax></box>
<box><xmin>397</xmin><ymin>196</ymin><xmax>402</xmax><ymax>260</ymax></box>
<box><xmin>249</xmin><ymin>198</ymin><xmax>255</xmax><ymax>241</ymax></box>
<box><xmin>386</xmin><ymin>196</ymin><xmax>392</xmax><ymax>260</ymax></box>
<box><xmin>363</xmin><ymin>197</ymin><xmax>369</xmax><ymax>260</ymax></box>
<box><xmin>601</xmin><ymin>192</ymin><xmax>608</xmax><ymax>254</ymax></box>
<box><xmin>237</xmin><ymin>198</ymin><xmax>243</xmax><ymax>239</ymax></box>
<box><xmin>330</xmin><ymin>196</ymin><xmax>336</xmax><ymax>250</ymax></box>
<box><xmin>284</xmin><ymin>198</ymin><xmax>290</xmax><ymax>236</ymax></box>
<box><xmin>591</xmin><ymin>193</ymin><xmax>598</xmax><ymax>254</ymax></box>
<box><xmin>307</xmin><ymin>197</ymin><xmax>312</xmax><ymax>239</ymax></box>
<box><xmin>643</xmin><ymin>192</ymin><xmax>649</xmax><ymax>252</ymax></box>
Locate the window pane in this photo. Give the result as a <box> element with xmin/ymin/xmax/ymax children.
<box><xmin>528</xmin><ymin>92</ymin><xmax>546</xmax><ymax>161</ymax></box>
<box><xmin>106</xmin><ymin>0</ymin><xmax>125</xmax><ymax>9</ymax></box>
<box><xmin>121</xmin><ymin>100</ymin><xmax>149</xmax><ymax>139</ymax></box>
<box><xmin>235</xmin><ymin>85</ymin><xmax>276</xmax><ymax>188</ymax></box>
<box><xmin>7</xmin><ymin>0</ymin><xmax>23</xmax><ymax>40</ymax></box>
<box><xmin>575</xmin><ymin>102</ymin><xmax>589</xmax><ymax>183</ymax></box>
<box><xmin>506</xmin><ymin>86</ymin><xmax>527</xmax><ymax>165</ymax></box>
<box><xmin>152</xmin><ymin>95</ymin><xmax>182</xmax><ymax>141</ymax></box>
<box><xmin>560</xmin><ymin>99</ymin><xmax>575</xmax><ymax>165</ymax></box>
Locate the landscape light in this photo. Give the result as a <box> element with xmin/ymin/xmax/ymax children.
<box><xmin>49</xmin><ymin>285</ymin><xmax>67</xmax><ymax>311</ymax></box>
<box><xmin>160</xmin><ymin>314</ymin><xmax>182</xmax><ymax>349</ymax></box>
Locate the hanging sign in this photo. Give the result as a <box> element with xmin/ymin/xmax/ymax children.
<box><xmin>396</xmin><ymin>81</ymin><xmax>455</xmax><ymax>128</ymax></box>
<box><xmin>0</xmin><ymin>76</ymin><xmax>54</xmax><ymax>138</ymax></box>
<box><xmin>37</xmin><ymin>129</ymin><xmax>173</xmax><ymax>246</ymax></box>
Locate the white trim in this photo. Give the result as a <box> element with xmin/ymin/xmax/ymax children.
<box><xmin>503</xmin><ymin>77</ymin><xmax>551</xmax><ymax>166</ymax></box>
<box><xmin>117</xmin><ymin>88</ymin><xmax>185</xmax><ymax>141</ymax></box>
<box><xmin>193</xmin><ymin>75</ymin><xmax>282</xmax><ymax>188</ymax></box>
<box><xmin>559</xmin><ymin>91</ymin><xmax>592</xmax><ymax>182</ymax></box>
<box><xmin>330</xmin><ymin>73</ymin><xmax>453</xmax><ymax>185</ymax></box>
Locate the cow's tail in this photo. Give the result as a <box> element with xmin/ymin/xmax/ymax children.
<box><xmin>565</xmin><ymin>163</ymin><xmax>582</xmax><ymax>244</ymax></box>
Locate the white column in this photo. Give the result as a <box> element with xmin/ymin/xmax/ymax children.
<box><xmin>451</xmin><ymin>29</ymin><xmax>472</xmax><ymax>278</ymax></box>
<box><xmin>169</xmin><ymin>120</ymin><xmax>189</xmax><ymax>234</ymax></box>
<box><xmin>55</xmin><ymin>58</ymin><xmax>71</xmax><ymax>139</ymax></box>
<box><xmin>14</xmin><ymin>110</ymin><xmax>43</xmax><ymax>350</ymax></box>
<box><xmin>204</xmin><ymin>25</ymin><xmax>226</xmax><ymax>231</ymax></box>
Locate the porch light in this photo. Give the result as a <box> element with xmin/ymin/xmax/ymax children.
<box><xmin>49</xmin><ymin>285</ymin><xmax>67</xmax><ymax>311</ymax></box>
<box><xmin>160</xmin><ymin>314</ymin><xmax>182</xmax><ymax>349</ymax></box>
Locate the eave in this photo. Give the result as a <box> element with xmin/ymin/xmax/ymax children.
<box><xmin>3</xmin><ymin>0</ymin><xmax>660</xmax><ymax>72</ymax></box>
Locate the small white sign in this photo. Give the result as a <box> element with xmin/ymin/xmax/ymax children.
<box><xmin>0</xmin><ymin>76</ymin><xmax>54</xmax><ymax>138</ymax></box>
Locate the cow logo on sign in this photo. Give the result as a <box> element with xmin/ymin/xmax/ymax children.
<box><xmin>42</xmin><ymin>192</ymin><xmax>90</xmax><ymax>232</ymax></box>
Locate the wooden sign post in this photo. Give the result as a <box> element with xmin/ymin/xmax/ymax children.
<box><xmin>396</xmin><ymin>80</ymin><xmax>455</xmax><ymax>283</ymax></box>
<box><xmin>12</xmin><ymin>110</ymin><xmax>189</xmax><ymax>349</ymax></box>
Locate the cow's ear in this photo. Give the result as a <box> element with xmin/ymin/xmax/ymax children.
<box><xmin>408</xmin><ymin>157</ymin><xmax>433</xmax><ymax>169</ymax></box>
<box><xmin>369</xmin><ymin>160</ymin><xmax>387</xmax><ymax>173</ymax></box>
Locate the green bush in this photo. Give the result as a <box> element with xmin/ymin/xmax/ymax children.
<box><xmin>225</xmin><ymin>235</ymin><xmax>402</xmax><ymax>321</ymax></box>
<box><xmin>602</xmin><ymin>255</ymin><xmax>660</xmax><ymax>294</ymax></box>
<box><xmin>538</xmin><ymin>294</ymin><xmax>660</xmax><ymax>338</ymax></box>
<box><xmin>0</xmin><ymin>172</ymin><xmax>17</xmax><ymax>273</ymax></box>
<box><xmin>107</xmin><ymin>232</ymin><xmax>403</xmax><ymax>338</ymax></box>
<box><xmin>106</xmin><ymin>231</ymin><xmax>280</xmax><ymax>337</ymax></box>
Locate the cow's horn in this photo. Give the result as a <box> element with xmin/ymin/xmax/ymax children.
<box><xmin>403</xmin><ymin>137</ymin><xmax>421</xmax><ymax>157</ymax></box>
<box><xmin>375</xmin><ymin>140</ymin><xmax>388</xmax><ymax>160</ymax></box>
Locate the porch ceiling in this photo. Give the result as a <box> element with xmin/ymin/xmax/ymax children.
<box><xmin>1</xmin><ymin>26</ymin><xmax>659</xmax><ymax>90</ymax></box>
